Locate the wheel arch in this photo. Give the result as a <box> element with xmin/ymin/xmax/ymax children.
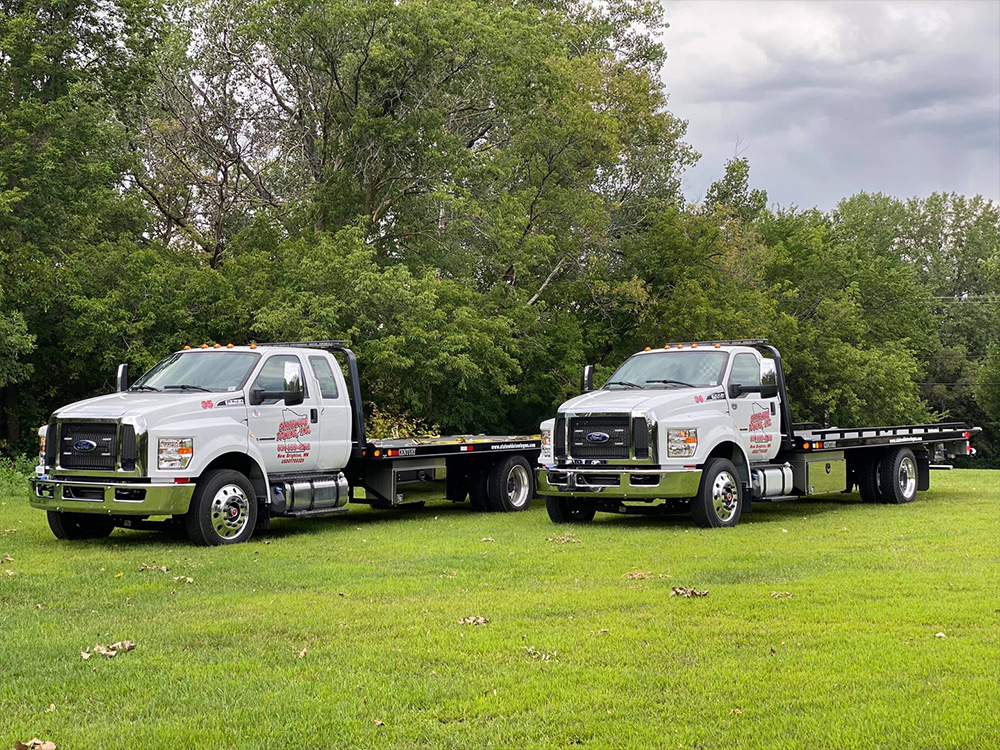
<box><xmin>703</xmin><ymin>441</ymin><xmax>750</xmax><ymax>487</ymax></box>
<box><xmin>202</xmin><ymin>452</ymin><xmax>268</xmax><ymax>503</ymax></box>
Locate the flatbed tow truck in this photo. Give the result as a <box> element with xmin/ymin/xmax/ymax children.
<box><xmin>31</xmin><ymin>342</ymin><xmax>540</xmax><ymax>544</ymax></box>
<box><xmin>536</xmin><ymin>340</ymin><xmax>979</xmax><ymax>527</ymax></box>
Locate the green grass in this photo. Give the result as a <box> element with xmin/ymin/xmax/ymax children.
<box><xmin>1</xmin><ymin>471</ymin><xmax>998</xmax><ymax>749</ymax></box>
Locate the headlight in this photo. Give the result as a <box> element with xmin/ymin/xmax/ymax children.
<box><xmin>667</xmin><ymin>429</ymin><xmax>698</xmax><ymax>458</ymax></box>
<box><xmin>158</xmin><ymin>438</ymin><xmax>194</xmax><ymax>470</ymax></box>
<box><xmin>539</xmin><ymin>428</ymin><xmax>553</xmax><ymax>464</ymax></box>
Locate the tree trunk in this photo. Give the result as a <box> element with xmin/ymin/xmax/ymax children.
<box><xmin>3</xmin><ymin>385</ymin><xmax>21</xmax><ymax>444</ymax></box>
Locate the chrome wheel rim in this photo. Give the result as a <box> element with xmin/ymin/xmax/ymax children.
<box><xmin>898</xmin><ymin>456</ymin><xmax>916</xmax><ymax>499</ymax></box>
<box><xmin>211</xmin><ymin>484</ymin><xmax>251</xmax><ymax>539</ymax></box>
<box><xmin>507</xmin><ymin>465</ymin><xmax>530</xmax><ymax>508</ymax></box>
<box><xmin>712</xmin><ymin>470</ymin><xmax>739</xmax><ymax>523</ymax></box>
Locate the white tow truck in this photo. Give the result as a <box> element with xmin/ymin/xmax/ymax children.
<box><xmin>30</xmin><ymin>342</ymin><xmax>540</xmax><ymax>544</ymax></box>
<box><xmin>536</xmin><ymin>340</ymin><xmax>979</xmax><ymax>527</ymax></box>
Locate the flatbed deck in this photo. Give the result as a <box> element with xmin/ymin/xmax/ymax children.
<box><xmin>365</xmin><ymin>435</ymin><xmax>541</xmax><ymax>460</ymax></box>
<box><xmin>791</xmin><ymin>423</ymin><xmax>979</xmax><ymax>452</ymax></box>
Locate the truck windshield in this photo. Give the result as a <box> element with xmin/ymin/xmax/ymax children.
<box><xmin>131</xmin><ymin>352</ymin><xmax>261</xmax><ymax>393</ymax></box>
<box><xmin>605</xmin><ymin>351</ymin><xmax>729</xmax><ymax>389</ymax></box>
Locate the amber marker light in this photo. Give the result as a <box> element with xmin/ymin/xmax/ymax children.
<box><xmin>249</xmin><ymin>344</ymin><xmax>257</xmax><ymax>349</ymax></box>
<box><xmin>200</xmin><ymin>344</ymin><xmax>208</xmax><ymax>349</ymax></box>
<box><xmin>714</xmin><ymin>343</ymin><xmax>721</xmax><ymax>348</ymax></box>
<box><xmin>803</xmin><ymin>442</ymin><xmax>811</xmax><ymax>450</ymax></box>
<box><xmin>691</xmin><ymin>343</ymin><xmax>698</xmax><ymax>348</ymax></box>
<box><xmin>227</xmin><ymin>343</ymin><xmax>234</xmax><ymax>348</ymax></box>
<box><xmin>213</xmin><ymin>343</ymin><xmax>221</xmax><ymax>349</ymax></box>
<box><xmin>644</xmin><ymin>347</ymin><xmax>651</xmax><ymax>351</ymax></box>
<box><xmin>183</xmin><ymin>345</ymin><xmax>191</xmax><ymax>350</ymax></box>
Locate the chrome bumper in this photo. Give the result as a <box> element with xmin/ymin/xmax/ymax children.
<box><xmin>536</xmin><ymin>467</ymin><xmax>702</xmax><ymax>499</ymax></box>
<box><xmin>29</xmin><ymin>476</ymin><xmax>194</xmax><ymax>516</ymax></box>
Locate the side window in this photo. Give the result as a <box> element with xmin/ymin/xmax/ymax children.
<box><xmin>253</xmin><ymin>355</ymin><xmax>307</xmax><ymax>404</ymax></box>
<box><xmin>309</xmin><ymin>356</ymin><xmax>340</xmax><ymax>400</ymax></box>
<box><xmin>730</xmin><ymin>354</ymin><xmax>761</xmax><ymax>388</ymax></box>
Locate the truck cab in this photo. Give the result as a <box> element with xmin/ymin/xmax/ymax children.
<box><xmin>537</xmin><ymin>339</ymin><xmax>977</xmax><ymax>527</ymax></box>
<box><xmin>31</xmin><ymin>344</ymin><xmax>356</xmax><ymax>545</ymax></box>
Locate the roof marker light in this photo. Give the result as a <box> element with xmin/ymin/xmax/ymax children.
<box><xmin>200</xmin><ymin>344</ymin><xmax>208</xmax><ymax>349</ymax></box>
<box><xmin>644</xmin><ymin>347</ymin><xmax>651</xmax><ymax>352</ymax></box>
<box><xmin>714</xmin><ymin>343</ymin><xmax>721</xmax><ymax>348</ymax></box>
<box><xmin>213</xmin><ymin>343</ymin><xmax>221</xmax><ymax>349</ymax></box>
<box><xmin>227</xmin><ymin>343</ymin><xmax>234</xmax><ymax>349</ymax></box>
<box><xmin>183</xmin><ymin>345</ymin><xmax>191</xmax><ymax>350</ymax></box>
<box><xmin>691</xmin><ymin>343</ymin><xmax>698</xmax><ymax>348</ymax></box>
<box><xmin>249</xmin><ymin>344</ymin><xmax>257</xmax><ymax>349</ymax></box>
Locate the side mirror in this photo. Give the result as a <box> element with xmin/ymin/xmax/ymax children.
<box><xmin>249</xmin><ymin>387</ymin><xmax>304</xmax><ymax>407</ymax></box>
<box><xmin>581</xmin><ymin>364</ymin><xmax>595</xmax><ymax>393</ymax></box>
<box><xmin>760</xmin><ymin>383</ymin><xmax>779</xmax><ymax>399</ymax></box>
<box><xmin>116</xmin><ymin>364</ymin><xmax>129</xmax><ymax>392</ymax></box>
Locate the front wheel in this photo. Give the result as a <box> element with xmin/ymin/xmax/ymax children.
<box><xmin>47</xmin><ymin>512</ymin><xmax>115</xmax><ymax>540</ymax></box>
<box><xmin>184</xmin><ymin>469</ymin><xmax>258</xmax><ymax>546</ymax></box>
<box><xmin>546</xmin><ymin>497</ymin><xmax>596</xmax><ymax>524</ymax></box>
<box><xmin>691</xmin><ymin>458</ymin><xmax>743</xmax><ymax>528</ymax></box>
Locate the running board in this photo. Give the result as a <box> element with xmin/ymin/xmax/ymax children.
<box><xmin>278</xmin><ymin>507</ymin><xmax>351</xmax><ymax>519</ymax></box>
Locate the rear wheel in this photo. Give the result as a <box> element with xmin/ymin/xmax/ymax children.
<box><xmin>184</xmin><ymin>469</ymin><xmax>257</xmax><ymax>545</ymax></box>
<box><xmin>469</xmin><ymin>467</ymin><xmax>492</xmax><ymax>512</ymax></box>
<box><xmin>858</xmin><ymin>455</ymin><xmax>884</xmax><ymax>503</ymax></box>
<box><xmin>487</xmin><ymin>456</ymin><xmax>534</xmax><ymax>512</ymax></box>
<box><xmin>546</xmin><ymin>497</ymin><xmax>596</xmax><ymax>524</ymax></box>
<box><xmin>47</xmin><ymin>512</ymin><xmax>115</xmax><ymax>540</ymax></box>
<box><xmin>691</xmin><ymin>458</ymin><xmax>743</xmax><ymax>528</ymax></box>
<box><xmin>879</xmin><ymin>447</ymin><xmax>918</xmax><ymax>505</ymax></box>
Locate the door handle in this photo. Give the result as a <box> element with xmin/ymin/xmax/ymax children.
<box><xmin>310</xmin><ymin>408</ymin><xmax>318</xmax><ymax>424</ymax></box>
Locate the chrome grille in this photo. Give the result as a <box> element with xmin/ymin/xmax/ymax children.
<box><xmin>60</xmin><ymin>422</ymin><xmax>117</xmax><ymax>471</ymax></box>
<box><xmin>569</xmin><ymin>416</ymin><xmax>630</xmax><ymax>459</ymax></box>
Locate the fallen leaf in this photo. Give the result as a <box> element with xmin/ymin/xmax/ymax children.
<box><xmin>297</xmin><ymin>649</ymin><xmax>308</xmax><ymax>659</ymax></box>
<box><xmin>172</xmin><ymin>576</ymin><xmax>194</xmax><ymax>584</ymax></box>
<box><xmin>670</xmin><ymin>587</ymin><xmax>708</xmax><ymax>598</ymax></box>
<box><xmin>15</xmin><ymin>740</ymin><xmax>56</xmax><ymax>750</ymax></box>
<box><xmin>770</xmin><ymin>591</ymin><xmax>793</xmax><ymax>599</ymax></box>
<box><xmin>730</xmin><ymin>708</ymin><xmax>744</xmax><ymax>716</ymax></box>
<box><xmin>458</xmin><ymin>616</ymin><xmax>489</xmax><ymax>626</ymax></box>
<box><xmin>524</xmin><ymin>645</ymin><xmax>557</xmax><ymax>661</ymax></box>
<box><xmin>110</xmin><ymin>640</ymin><xmax>135</xmax><ymax>653</ymax></box>
<box><xmin>4</xmin><ymin>570</ymin><xmax>14</xmax><ymax>577</ymax></box>
<box><xmin>546</xmin><ymin>533</ymin><xmax>581</xmax><ymax>544</ymax></box>
<box><xmin>373</xmin><ymin>719</ymin><xmax>385</xmax><ymax>727</ymax></box>
<box><xmin>769</xmin><ymin>647</ymin><xmax>777</xmax><ymax>655</ymax></box>
<box><xmin>80</xmin><ymin>651</ymin><xmax>91</xmax><ymax>660</ymax></box>
<box><xmin>935</xmin><ymin>632</ymin><xmax>946</xmax><ymax>639</ymax></box>
<box><xmin>2</xmin><ymin>554</ymin><xmax>12</xmax><ymax>562</ymax></box>
<box><xmin>781</xmin><ymin>529</ymin><xmax>788</xmax><ymax>533</ymax></box>
<box><xmin>44</xmin><ymin>704</ymin><xmax>55</xmax><ymax>714</ymax></box>
<box><xmin>35</xmin><ymin>603</ymin><xmax>42</xmax><ymax>609</ymax></box>
<box><xmin>481</xmin><ymin>537</ymin><xmax>495</xmax><ymax>542</ymax></box>
<box><xmin>623</xmin><ymin>570</ymin><xmax>652</xmax><ymax>580</ymax></box>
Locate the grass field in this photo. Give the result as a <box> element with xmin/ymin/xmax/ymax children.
<box><xmin>1</xmin><ymin>470</ymin><xmax>998</xmax><ymax>749</ymax></box>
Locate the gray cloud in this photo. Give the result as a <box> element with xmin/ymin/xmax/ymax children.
<box><xmin>661</xmin><ymin>0</ymin><xmax>1000</xmax><ymax>210</ymax></box>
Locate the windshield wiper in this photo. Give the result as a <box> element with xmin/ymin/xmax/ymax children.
<box><xmin>163</xmin><ymin>384</ymin><xmax>212</xmax><ymax>392</ymax></box>
<box><xmin>604</xmin><ymin>380</ymin><xmax>644</xmax><ymax>389</ymax></box>
<box><xmin>129</xmin><ymin>385</ymin><xmax>160</xmax><ymax>392</ymax></box>
<box><xmin>646</xmin><ymin>379</ymin><xmax>695</xmax><ymax>387</ymax></box>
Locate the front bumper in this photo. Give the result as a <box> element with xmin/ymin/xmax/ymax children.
<box><xmin>29</xmin><ymin>476</ymin><xmax>194</xmax><ymax>516</ymax></box>
<box><xmin>536</xmin><ymin>466</ymin><xmax>702</xmax><ymax>499</ymax></box>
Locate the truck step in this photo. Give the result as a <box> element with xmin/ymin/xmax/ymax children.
<box><xmin>278</xmin><ymin>507</ymin><xmax>351</xmax><ymax>519</ymax></box>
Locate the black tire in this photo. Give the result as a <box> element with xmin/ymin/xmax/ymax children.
<box><xmin>691</xmin><ymin>457</ymin><xmax>743</xmax><ymax>528</ymax></box>
<box><xmin>858</xmin><ymin>455</ymin><xmax>884</xmax><ymax>503</ymax></box>
<box><xmin>486</xmin><ymin>456</ymin><xmax>534</xmax><ymax>512</ymax></box>
<box><xmin>545</xmin><ymin>497</ymin><xmax>596</xmax><ymax>524</ymax></box>
<box><xmin>47</xmin><ymin>512</ymin><xmax>115</xmax><ymax>540</ymax></box>
<box><xmin>469</xmin><ymin>467</ymin><xmax>492</xmax><ymax>512</ymax></box>
<box><xmin>184</xmin><ymin>469</ymin><xmax>258</xmax><ymax>546</ymax></box>
<box><xmin>879</xmin><ymin>447</ymin><xmax>918</xmax><ymax>505</ymax></box>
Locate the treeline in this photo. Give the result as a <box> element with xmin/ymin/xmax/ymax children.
<box><xmin>1</xmin><ymin>0</ymin><xmax>998</xmax><ymax>464</ymax></box>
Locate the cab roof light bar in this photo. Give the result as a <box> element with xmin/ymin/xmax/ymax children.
<box><xmin>659</xmin><ymin>338</ymin><xmax>769</xmax><ymax>349</ymax></box>
<box><xmin>258</xmin><ymin>340</ymin><xmax>349</xmax><ymax>350</ymax></box>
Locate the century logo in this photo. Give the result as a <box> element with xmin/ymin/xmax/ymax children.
<box><xmin>586</xmin><ymin>432</ymin><xmax>610</xmax><ymax>443</ymax></box>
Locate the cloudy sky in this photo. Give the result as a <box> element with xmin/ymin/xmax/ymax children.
<box><xmin>661</xmin><ymin>0</ymin><xmax>1000</xmax><ymax>210</ymax></box>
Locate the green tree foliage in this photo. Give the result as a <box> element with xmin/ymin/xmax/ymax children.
<box><xmin>0</xmin><ymin>0</ymin><xmax>996</xmax><ymax>463</ymax></box>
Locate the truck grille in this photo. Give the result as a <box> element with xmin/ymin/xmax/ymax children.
<box><xmin>569</xmin><ymin>416</ymin><xmax>630</xmax><ymax>459</ymax></box>
<box><xmin>60</xmin><ymin>422</ymin><xmax>117</xmax><ymax>471</ymax></box>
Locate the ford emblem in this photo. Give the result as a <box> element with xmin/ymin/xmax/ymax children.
<box><xmin>73</xmin><ymin>439</ymin><xmax>98</xmax><ymax>453</ymax></box>
<box><xmin>586</xmin><ymin>432</ymin><xmax>610</xmax><ymax>443</ymax></box>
